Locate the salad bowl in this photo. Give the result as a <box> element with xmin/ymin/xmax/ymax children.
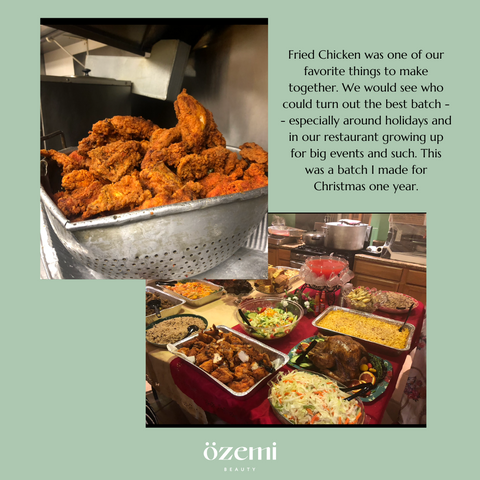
<box><xmin>235</xmin><ymin>297</ymin><xmax>304</xmax><ymax>340</ymax></box>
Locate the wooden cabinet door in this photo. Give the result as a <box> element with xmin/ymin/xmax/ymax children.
<box><xmin>353</xmin><ymin>274</ymin><xmax>400</xmax><ymax>291</ymax></box>
<box><xmin>403</xmin><ymin>284</ymin><xmax>426</xmax><ymax>305</ymax></box>
<box><xmin>268</xmin><ymin>248</ymin><xmax>278</xmax><ymax>266</ymax></box>
<box><xmin>278</xmin><ymin>249</ymin><xmax>291</xmax><ymax>266</ymax></box>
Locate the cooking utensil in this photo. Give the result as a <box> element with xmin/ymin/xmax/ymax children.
<box><xmin>399</xmin><ymin>303</ymin><xmax>415</xmax><ymax>331</ymax></box>
<box><xmin>324</xmin><ymin>220</ymin><xmax>368</xmax><ymax>251</ymax></box>
<box><xmin>238</xmin><ymin>309</ymin><xmax>253</xmax><ymax>327</ymax></box>
<box><xmin>41</xmin><ymin>146</ymin><xmax>267</xmax><ymax>280</ymax></box>
<box><xmin>146</xmin><ymin>286</ymin><xmax>185</xmax><ymax>325</ymax></box>
<box><xmin>302</xmin><ymin>231</ymin><xmax>325</xmax><ymax>247</ymax></box>
<box><xmin>341</xmin><ymin>382</ymin><xmax>375</xmax><ymax>401</ymax></box>
<box><xmin>146</xmin><ymin>299</ymin><xmax>162</xmax><ymax>317</ymax></box>
<box><xmin>187</xmin><ymin>325</ymin><xmax>200</xmax><ymax>336</ymax></box>
<box><xmin>295</xmin><ymin>339</ymin><xmax>318</xmax><ymax>365</ymax></box>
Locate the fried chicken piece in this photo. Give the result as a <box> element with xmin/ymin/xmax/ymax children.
<box><xmin>199</xmin><ymin>359</ymin><xmax>215</xmax><ymax>373</ymax></box>
<box><xmin>77</xmin><ymin>116</ymin><xmax>158</xmax><ymax>156</ymax></box>
<box><xmin>88</xmin><ymin>140</ymin><xmax>144</xmax><ymax>183</ymax></box>
<box><xmin>41</xmin><ymin>149</ymin><xmax>88</xmax><ymax>174</ymax></box>
<box><xmin>252</xmin><ymin>367</ymin><xmax>269</xmax><ymax>382</ymax></box>
<box><xmin>54</xmin><ymin>171</ymin><xmax>104</xmax><ymax>220</ymax></box>
<box><xmin>239</xmin><ymin>142</ymin><xmax>268</xmax><ymax>164</ymax></box>
<box><xmin>139</xmin><ymin>162</ymin><xmax>184</xmax><ymax>197</ymax></box>
<box><xmin>234</xmin><ymin>363</ymin><xmax>253</xmax><ymax>381</ymax></box>
<box><xmin>202</xmin><ymin>146</ymin><xmax>231</xmax><ymax>172</ymax></box>
<box><xmin>174</xmin><ymin>89</ymin><xmax>211</xmax><ymax>153</ymax></box>
<box><xmin>205</xmin><ymin>110</ymin><xmax>226</xmax><ymax>148</ymax></box>
<box><xmin>61</xmin><ymin>169</ymin><xmax>102</xmax><ymax>191</ymax></box>
<box><xmin>224</xmin><ymin>152</ymin><xmax>248</xmax><ymax>176</ymax></box>
<box><xmin>109</xmin><ymin>116</ymin><xmax>159</xmax><ymax>139</ymax></box>
<box><xmin>83</xmin><ymin>172</ymin><xmax>152</xmax><ymax>219</ymax></box>
<box><xmin>149</xmin><ymin>126</ymin><xmax>182</xmax><ymax>150</ymax></box>
<box><xmin>141</xmin><ymin>143</ymin><xmax>189</xmax><ymax>170</ymax></box>
<box><xmin>211</xmin><ymin>367</ymin><xmax>234</xmax><ymax>384</ymax></box>
<box><xmin>228</xmin><ymin>377</ymin><xmax>255</xmax><ymax>392</ymax></box>
<box><xmin>176</xmin><ymin>147</ymin><xmax>229</xmax><ymax>182</ymax></box>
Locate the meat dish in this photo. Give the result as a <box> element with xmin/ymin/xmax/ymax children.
<box><xmin>175</xmin><ymin>325</ymin><xmax>274</xmax><ymax>392</ymax></box>
<box><xmin>41</xmin><ymin>89</ymin><xmax>268</xmax><ymax>222</ymax></box>
<box><xmin>307</xmin><ymin>335</ymin><xmax>370</xmax><ymax>384</ymax></box>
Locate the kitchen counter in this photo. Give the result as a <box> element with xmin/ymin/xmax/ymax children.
<box><xmin>353</xmin><ymin>254</ymin><xmax>426</xmax><ymax>305</ymax></box>
<box><xmin>354</xmin><ymin>254</ymin><xmax>426</xmax><ymax>272</ymax></box>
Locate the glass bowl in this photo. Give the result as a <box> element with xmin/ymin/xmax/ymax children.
<box><xmin>342</xmin><ymin>286</ymin><xmax>381</xmax><ymax>313</ymax></box>
<box><xmin>235</xmin><ymin>297</ymin><xmax>304</xmax><ymax>340</ymax></box>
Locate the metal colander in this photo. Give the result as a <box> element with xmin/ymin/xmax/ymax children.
<box><xmin>41</xmin><ymin>163</ymin><xmax>267</xmax><ymax>279</ymax></box>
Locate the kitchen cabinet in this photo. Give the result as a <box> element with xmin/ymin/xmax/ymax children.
<box><xmin>353</xmin><ymin>254</ymin><xmax>426</xmax><ymax>305</ymax></box>
<box><xmin>268</xmin><ymin>247</ymin><xmax>292</xmax><ymax>267</ymax></box>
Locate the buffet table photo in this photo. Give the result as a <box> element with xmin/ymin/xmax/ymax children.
<box><xmin>146</xmin><ymin>283</ymin><xmax>426</xmax><ymax>425</ymax></box>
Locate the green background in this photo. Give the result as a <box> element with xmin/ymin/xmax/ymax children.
<box><xmin>3</xmin><ymin>1</ymin><xmax>479</xmax><ymax>479</ymax></box>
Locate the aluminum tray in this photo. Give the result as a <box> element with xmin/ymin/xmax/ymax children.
<box><xmin>312</xmin><ymin>306</ymin><xmax>415</xmax><ymax>356</ymax></box>
<box><xmin>167</xmin><ymin>325</ymin><xmax>289</xmax><ymax>398</ymax></box>
<box><xmin>146</xmin><ymin>286</ymin><xmax>185</xmax><ymax>325</ymax></box>
<box><xmin>40</xmin><ymin>147</ymin><xmax>267</xmax><ymax>280</ymax></box>
<box><xmin>160</xmin><ymin>279</ymin><xmax>225</xmax><ymax>307</ymax></box>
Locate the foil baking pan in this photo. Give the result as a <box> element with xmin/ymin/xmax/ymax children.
<box><xmin>146</xmin><ymin>286</ymin><xmax>185</xmax><ymax>325</ymax></box>
<box><xmin>167</xmin><ymin>325</ymin><xmax>289</xmax><ymax>398</ymax></box>
<box><xmin>312</xmin><ymin>306</ymin><xmax>415</xmax><ymax>357</ymax></box>
<box><xmin>159</xmin><ymin>279</ymin><xmax>225</xmax><ymax>307</ymax></box>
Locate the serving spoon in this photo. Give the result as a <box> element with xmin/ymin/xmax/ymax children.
<box><xmin>399</xmin><ymin>303</ymin><xmax>415</xmax><ymax>331</ymax></box>
<box><xmin>147</xmin><ymin>299</ymin><xmax>162</xmax><ymax>318</ymax></box>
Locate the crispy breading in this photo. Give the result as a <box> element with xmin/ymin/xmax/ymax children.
<box><xmin>149</xmin><ymin>126</ymin><xmax>182</xmax><ymax>150</ymax></box>
<box><xmin>88</xmin><ymin>140</ymin><xmax>143</xmax><ymax>183</ymax></box>
<box><xmin>239</xmin><ymin>142</ymin><xmax>268</xmax><ymax>164</ymax></box>
<box><xmin>41</xmin><ymin>149</ymin><xmax>88</xmax><ymax>174</ymax></box>
<box><xmin>83</xmin><ymin>172</ymin><xmax>152</xmax><ymax>219</ymax></box>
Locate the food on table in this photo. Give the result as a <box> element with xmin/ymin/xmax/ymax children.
<box><xmin>307</xmin><ymin>335</ymin><xmax>370</xmax><ymax>385</ymax></box>
<box><xmin>175</xmin><ymin>325</ymin><xmax>274</xmax><ymax>392</ymax></box>
<box><xmin>146</xmin><ymin>316</ymin><xmax>207</xmax><ymax>345</ymax></box>
<box><xmin>254</xmin><ymin>266</ymin><xmax>297</xmax><ymax>294</ymax></box>
<box><xmin>205</xmin><ymin>279</ymin><xmax>253</xmax><ymax>295</ymax></box>
<box><xmin>379</xmin><ymin>291</ymin><xmax>418</xmax><ymax>310</ymax></box>
<box><xmin>268</xmin><ymin>370</ymin><xmax>364</xmax><ymax>424</ymax></box>
<box><xmin>317</xmin><ymin>310</ymin><xmax>410</xmax><ymax>349</ymax></box>
<box><xmin>145</xmin><ymin>292</ymin><xmax>176</xmax><ymax>316</ymax></box>
<box><xmin>345</xmin><ymin>286</ymin><xmax>378</xmax><ymax>312</ymax></box>
<box><xmin>164</xmin><ymin>281</ymin><xmax>219</xmax><ymax>300</ymax></box>
<box><xmin>244</xmin><ymin>306</ymin><xmax>298</xmax><ymax>339</ymax></box>
<box><xmin>41</xmin><ymin>89</ymin><xmax>268</xmax><ymax>222</ymax></box>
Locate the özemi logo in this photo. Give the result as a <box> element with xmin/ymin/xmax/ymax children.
<box><xmin>203</xmin><ymin>442</ymin><xmax>277</xmax><ymax>461</ymax></box>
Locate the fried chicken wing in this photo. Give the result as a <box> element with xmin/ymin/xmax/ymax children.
<box><xmin>174</xmin><ymin>89</ymin><xmax>210</xmax><ymax>153</ymax></box>
<box><xmin>88</xmin><ymin>140</ymin><xmax>144</xmax><ymax>183</ymax></box>
<box><xmin>211</xmin><ymin>367</ymin><xmax>234</xmax><ymax>384</ymax></box>
<box><xmin>239</xmin><ymin>142</ymin><xmax>268</xmax><ymax>164</ymax></box>
<box><xmin>83</xmin><ymin>172</ymin><xmax>151</xmax><ymax>219</ymax></box>
<box><xmin>54</xmin><ymin>170</ymin><xmax>104</xmax><ymax>220</ymax></box>
<box><xmin>41</xmin><ymin>149</ymin><xmax>88</xmax><ymax>174</ymax></box>
<box><xmin>109</xmin><ymin>115</ymin><xmax>159</xmax><ymax>139</ymax></box>
<box><xmin>149</xmin><ymin>126</ymin><xmax>182</xmax><ymax>150</ymax></box>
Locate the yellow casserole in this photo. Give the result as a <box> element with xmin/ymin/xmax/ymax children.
<box><xmin>316</xmin><ymin>310</ymin><xmax>409</xmax><ymax>349</ymax></box>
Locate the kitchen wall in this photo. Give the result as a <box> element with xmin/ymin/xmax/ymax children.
<box><xmin>182</xmin><ymin>25</ymin><xmax>268</xmax><ymax>149</ymax></box>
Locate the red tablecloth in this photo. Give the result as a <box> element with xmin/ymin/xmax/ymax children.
<box><xmin>170</xmin><ymin>294</ymin><xmax>426</xmax><ymax>425</ymax></box>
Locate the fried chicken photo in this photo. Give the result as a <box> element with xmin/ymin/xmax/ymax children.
<box><xmin>42</xmin><ymin>89</ymin><xmax>267</xmax><ymax>222</ymax></box>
